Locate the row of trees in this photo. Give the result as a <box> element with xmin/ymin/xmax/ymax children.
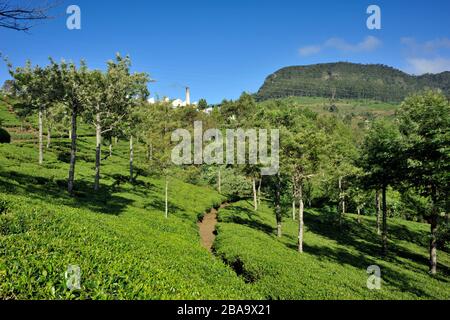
<box><xmin>215</xmin><ymin>91</ymin><xmax>448</xmax><ymax>275</ymax></box>
<box><xmin>360</xmin><ymin>92</ymin><xmax>449</xmax><ymax>274</ymax></box>
<box><xmin>7</xmin><ymin>54</ymin><xmax>149</xmax><ymax>194</ymax></box>
<box><xmin>4</xmin><ymin>56</ymin><xmax>448</xmax><ymax>275</ymax></box>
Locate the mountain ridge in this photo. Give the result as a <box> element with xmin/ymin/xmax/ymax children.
<box><xmin>256</xmin><ymin>62</ymin><xmax>450</xmax><ymax>102</ymax></box>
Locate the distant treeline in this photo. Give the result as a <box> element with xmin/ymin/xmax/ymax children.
<box><xmin>255</xmin><ymin>62</ymin><xmax>450</xmax><ymax>103</ymax></box>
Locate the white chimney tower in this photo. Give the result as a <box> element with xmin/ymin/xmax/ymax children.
<box><xmin>185</xmin><ymin>87</ymin><xmax>191</xmax><ymax>106</ymax></box>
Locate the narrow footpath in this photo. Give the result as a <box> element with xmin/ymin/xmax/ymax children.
<box><xmin>198</xmin><ymin>203</ymin><xmax>229</xmax><ymax>252</ymax></box>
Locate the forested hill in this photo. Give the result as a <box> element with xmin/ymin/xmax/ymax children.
<box><xmin>255</xmin><ymin>62</ymin><xmax>450</xmax><ymax>102</ymax></box>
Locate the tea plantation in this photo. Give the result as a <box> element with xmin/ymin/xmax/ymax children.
<box><xmin>214</xmin><ymin>201</ymin><xmax>450</xmax><ymax>299</ymax></box>
<box><xmin>0</xmin><ymin>98</ymin><xmax>448</xmax><ymax>300</ymax></box>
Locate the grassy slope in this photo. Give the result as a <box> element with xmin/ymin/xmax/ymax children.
<box><xmin>1</xmin><ymin>99</ymin><xmax>449</xmax><ymax>300</ymax></box>
<box><xmin>214</xmin><ymin>200</ymin><xmax>450</xmax><ymax>300</ymax></box>
<box><xmin>0</xmin><ymin>101</ymin><xmax>261</xmax><ymax>299</ymax></box>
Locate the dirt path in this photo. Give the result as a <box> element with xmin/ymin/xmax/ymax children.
<box><xmin>198</xmin><ymin>203</ymin><xmax>229</xmax><ymax>252</ymax></box>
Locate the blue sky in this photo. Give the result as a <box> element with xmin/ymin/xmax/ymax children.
<box><xmin>1</xmin><ymin>0</ymin><xmax>449</xmax><ymax>103</ymax></box>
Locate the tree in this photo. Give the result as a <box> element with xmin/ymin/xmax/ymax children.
<box><xmin>398</xmin><ymin>90</ymin><xmax>450</xmax><ymax>274</ymax></box>
<box><xmin>320</xmin><ymin>116</ymin><xmax>359</xmax><ymax>225</ymax></box>
<box><xmin>360</xmin><ymin>119</ymin><xmax>406</xmax><ymax>255</ymax></box>
<box><xmin>273</xmin><ymin>107</ymin><xmax>329</xmax><ymax>252</ymax></box>
<box><xmin>197</xmin><ymin>98</ymin><xmax>208</xmax><ymax>110</ymax></box>
<box><xmin>8</xmin><ymin>61</ymin><xmax>58</xmax><ymax>165</ymax></box>
<box><xmin>1</xmin><ymin>79</ymin><xmax>14</xmax><ymax>95</ymax></box>
<box><xmin>146</xmin><ymin>102</ymin><xmax>178</xmax><ymax>218</ymax></box>
<box><xmin>219</xmin><ymin>93</ymin><xmax>261</xmax><ymax>209</ymax></box>
<box><xmin>78</xmin><ymin>69</ymin><xmax>107</xmax><ymax>191</ymax></box>
<box><xmin>45</xmin><ymin>102</ymin><xmax>69</xmax><ymax>148</ymax></box>
<box><xmin>108</xmin><ymin>55</ymin><xmax>150</xmax><ymax>183</ymax></box>
<box><xmin>80</xmin><ymin>55</ymin><xmax>149</xmax><ymax>191</ymax></box>
<box><xmin>0</xmin><ymin>1</ymin><xmax>57</xmax><ymax>31</ymax></box>
<box><xmin>264</xmin><ymin>173</ymin><xmax>287</xmax><ymax>237</ymax></box>
<box><xmin>47</xmin><ymin>59</ymin><xmax>89</xmax><ymax>195</ymax></box>
<box><xmin>290</xmin><ymin>129</ymin><xmax>328</xmax><ymax>253</ymax></box>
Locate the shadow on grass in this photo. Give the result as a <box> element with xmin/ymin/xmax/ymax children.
<box><xmin>303</xmin><ymin>210</ymin><xmax>449</xmax><ymax>284</ymax></box>
<box><xmin>220</xmin><ymin>204</ymin><xmax>275</xmax><ymax>236</ymax></box>
<box><xmin>222</xmin><ymin>203</ymin><xmax>449</xmax><ymax>298</ymax></box>
<box><xmin>0</xmin><ymin>169</ymin><xmax>133</xmax><ymax>216</ymax></box>
<box><xmin>144</xmin><ymin>198</ymin><xmax>185</xmax><ymax>217</ymax></box>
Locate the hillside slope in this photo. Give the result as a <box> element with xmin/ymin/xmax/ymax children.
<box><xmin>256</xmin><ymin>62</ymin><xmax>450</xmax><ymax>102</ymax></box>
<box><xmin>0</xmin><ymin>100</ymin><xmax>261</xmax><ymax>299</ymax></box>
<box><xmin>214</xmin><ymin>201</ymin><xmax>450</xmax><ymax>300</ymax></box>
<box><xmin>1</xmin><ymin>98</ymin><xmax>448</xmax><ymax>300</ymax></box>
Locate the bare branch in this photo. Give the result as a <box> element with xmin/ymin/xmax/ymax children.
<box><xmin>0</xmin><ymin>1</ymin><xmax>61</xmax><ymax>31</ymax></box>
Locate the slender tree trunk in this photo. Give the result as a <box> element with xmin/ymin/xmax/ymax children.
<box><xmin>429</xmin><ymin>191</ymin><xmax>438</xmax><ymax>275</ymax></box>
<box><xmin>47</xmin><ymin>127</ymin><xmax>51</xmax><ymax>149</ymax></box>
<box><xmin>382</xmin><ymin>185</ymin><xmax>388</xmax><ymax>256</ymax></box>
<box><xmin>38</xmin><ymin>107</ymin><xmax>43</xmax><ymax>165</ymax></box>
<box><xmin>292</xmin><ymin>182</ymin><xmax>296</xmax><ymax>220</ymax></box>
<box><xmin>298</xmin><ymin>182</ymin><xmax>304</xmax><ymax>253</ymax></box>
<box><xmin>94</xmin><ymin>111</ymin><xmax>101</xmax><ymax>191</ymax></box>
<box><xmin>108</xmin><ymin>136</ymin><xmax>112</xmax><ymax>158</ymax></box>
<box><xmin>129</xmin><ymin>135</ymin><xmax>134</xmax><ymax>182</ymax></box>
<box><xmin>338</xmin><ymin>176</ymin><xmax>345</xmax><ymax>225</ymax></box>
<box><xmin>357</xmin><ymin>207</ymin><xmax>361</xmax><ymax>223</ymax></box>
<box><xmin>292</xmin><ymin>200</ymin><xmax>296</xmax><ymax>220</ymax></box>
<box><xmin>69</xmin><ymin>128</ymin><xmax>72</xmax><ymax>140</ymax></box>
<box><xmin>429</xmin><ymin>214</ymin><xmax>438</xmax><ymax>275</ymax></box>
<box><xmin>257</xmin><ymin>177</ymin><xmax>262</xmax><ymax>206</ymax></box>
<box><xmin>275</xmin><ymin>173</ymin><xmax>282</xmax><ymax>237</ymax></box>
<box><xmin>376</xmin><ymin>190</ymin><xmax>381</xmax><ymax>235</ymax></box>
<box><xmin>252</xmin><ymin>177</ymin><xmax>258</xmax><ymax>211</ymax></box>
<box><xmin>218</xmin><ymin>168</ymin><xmax>222</xmax><ymax>193</ymax></box>
<box><xmin>67</xmin><ymin>106</ymin><xmax>78</xmax><ymax>195</ymax></box>
<box><xmin>165</xmin><ymin>176</ymin><xmax>169</xmax><ymax>218</ymax></box>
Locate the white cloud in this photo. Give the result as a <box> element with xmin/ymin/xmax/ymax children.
<box><xmin>298</xmin><ymin>36</ymin><xmax>382</xmax><ymax>56</ymax></box>
<box><xmin>325</xmin><ymin>36</ymin><xmax>382</xmax><ymax>52</ymax></box>
<box><xmin>401</xmin><ymin>37</ymin><xmax>450</xmax><ymax>54</ymax></box>
<box><xmin>406</xmin><ymin>57</ymin><xmax>450</xmax><ymax>75</ymax></box>
<box><xmin>401</xmin><ymin>37</ymin><xmax>450</xmax><ymax>74</ymax></box>
<box><xmin>299</xmin><ymin>45</ymin><xmax>322</xmax><ymax>56</ymax></box>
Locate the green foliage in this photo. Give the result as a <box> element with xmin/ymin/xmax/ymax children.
<box><xmin>0</xmin><ymin>134</ymin><xmax>260</xmax><ymax>299</ymax></box>
<box><xmin>215</xmin><ymin>201</ymin><xmax>450</xmax><ymax>299</ymax></box>
<box><xmin>1</xmin><ymin>64</ymin><xmax>448</xmax><ymax>299</ymax></box>
<box><xmin>197</xmin><ymin>98</ymin><xmax>208</xmax><ymax>110</ymax></box>
<box><xmin>399</xmin><ymin>90</ymin><xmax>450</xmax><ymax>210</ymax></box>
<box><xmin>360</xmin><ymin>119</ymin><xmax>406</xmax><ymax>188</ymax></box>
<box><xmin>256</xmin><ymin>62</ymin><xmax>450</xmax><ymax>103</ymax></box>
